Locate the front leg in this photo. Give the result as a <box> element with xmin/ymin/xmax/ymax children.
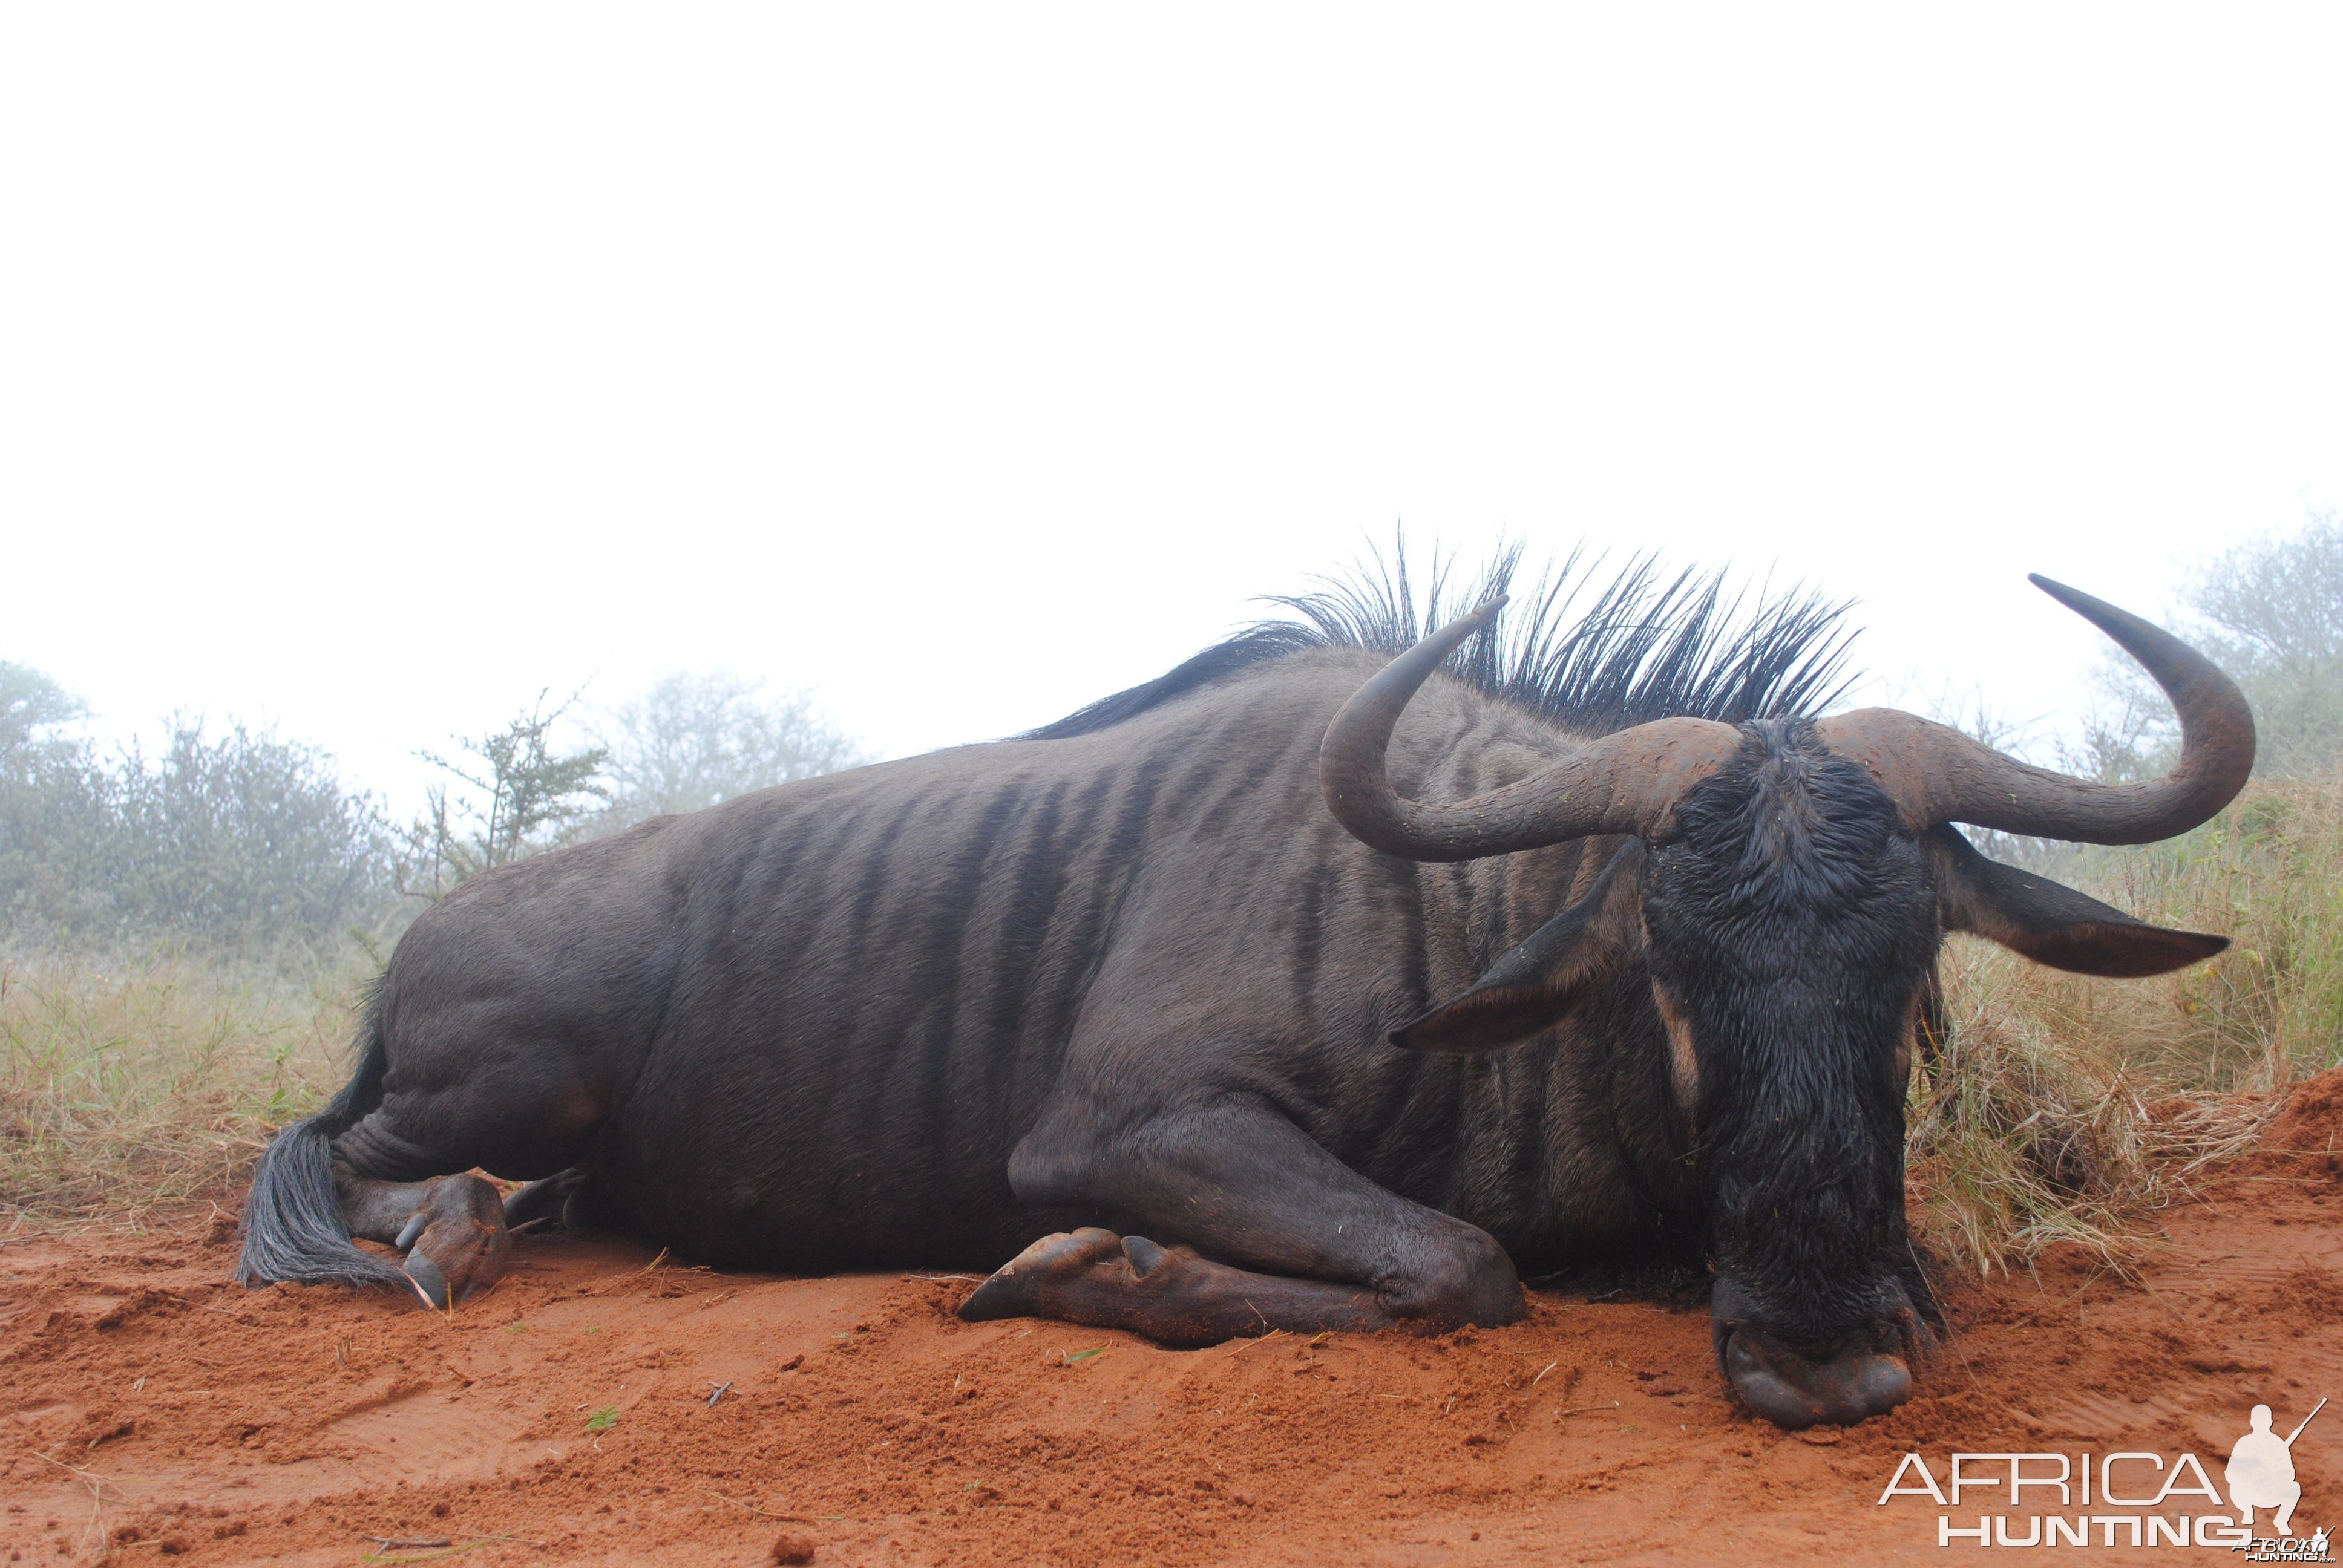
<box><xmin>960</xmin><ymin>1228</ymin><xmax>1395</xmax><ymax>1345</ymax></box>
<box><xmin>962</xmin><ymin>1093</ymin><xmax>1521</xmax><ymax>1345</ymax></box>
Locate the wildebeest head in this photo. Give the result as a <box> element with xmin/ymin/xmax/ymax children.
<box><xmin>1318</xmin><ymin>577</ymin><xmax>2253</xmax><ymax>1428</ymax></box>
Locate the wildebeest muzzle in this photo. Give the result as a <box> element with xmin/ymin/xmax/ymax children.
<box><xmin>1710</xmin><ymin>1272</ymin><xmax>1921</xmax><ymax>1428</ymax></box>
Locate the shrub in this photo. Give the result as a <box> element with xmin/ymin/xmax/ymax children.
<box><xmin>0</xmin><ymin>709</ymin><xmax>399</xmax><ymax>962</ymax></box>
<box><xmin>399</xmin><ymin>690</ymin><xmax>609</xmax><ymax>901</ymax></box>
<box><xmin>2086</xmin><ymin>505</ymin><xmax>2343</xmax><ymax>779</ymax></box>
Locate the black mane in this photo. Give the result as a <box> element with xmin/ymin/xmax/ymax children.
<box><xmin>1027</xmin><ymin>542</ymin><xmax>1858</xmax><ymax>740</ymax></box>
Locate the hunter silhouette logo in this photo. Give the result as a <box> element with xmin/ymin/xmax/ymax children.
<box><xmin>2230</xmin><ymin>1399</ymin><xmax>2324</xmax><ymax>1543</ymax></box>
<box><xmin>1875</xmin><ymin>1394</ymin><xmax>2330</xmax><ymax>1555</ymax></box>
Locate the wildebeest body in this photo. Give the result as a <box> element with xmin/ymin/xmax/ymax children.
<box><xmin>358</xmin><ymin>648</ymin><xmax>1680</xmax><ymax>1274</ymax></box>
<box><xmin>241</xmin><ymin>555</ymin><xmax>2251</xmax><ymax>1429</ymax></box>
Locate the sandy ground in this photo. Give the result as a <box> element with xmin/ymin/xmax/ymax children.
<box><xmin>7</xmin><ymin>1074</ymin><xmax>2343</xmax><ymax>1567</ymax></box>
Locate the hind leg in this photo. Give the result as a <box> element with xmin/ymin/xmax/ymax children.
<box><xmin>336</xmin><ymin>1169</ymin><xmax>510</xmax><ymax>1308</ymax></box>
<box><xmin>329</xmin><ymin>1095</ymin><xmax>585</xmax><ymax>1309</ymax></box>
<box><xmin>502</xmin><ymin>1167</ymin><xmax>623</xmax><ymax>1235</ymax></box>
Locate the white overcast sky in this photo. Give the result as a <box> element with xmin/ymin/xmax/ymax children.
<box><xmin>4</xmin><ymin>7</ymin><xmax>2338</xmax><ymax>810</ymax></box>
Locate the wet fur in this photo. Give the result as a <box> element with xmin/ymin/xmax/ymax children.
<box><xmin>1645</xmin><ymin>719</ymin><xmax>1945</xmax><ymax>1348</ymax></box>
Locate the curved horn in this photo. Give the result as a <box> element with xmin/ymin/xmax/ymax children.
<box><xmin>1817</xmin><ymin>575</ymin><xmax>2256</xmax><ymax>844</ymax></box>
<box><xmin>1319</xmin><ymin>600</ymin><xmax>1743</xmax><ymax>862</ymax></box>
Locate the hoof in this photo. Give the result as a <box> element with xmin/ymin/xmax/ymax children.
<box><xmin>502</xmin><ymin>1171</ymin><xmax>582</xmax><ymax>1232</ymax></box>
<box><xmin>398</xmin><ymin>1175</ymin><xmax>511</xmax><ymax>1309</ymax></box>
<box><xmin>960</xmin><ymin>1227</ymin><xmax>1133</xmax><ymax>1321</ymax></box>
<box><xmin>404</xmin><ymin>1249</ymin><xmax>451</xmax><ymax>1310</ymax></box>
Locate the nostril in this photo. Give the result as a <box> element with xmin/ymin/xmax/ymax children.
<box><xmin>1857</xmin><ymin>1351</ymin><xmax>1912</xmax><ymax>1408</ymax></box>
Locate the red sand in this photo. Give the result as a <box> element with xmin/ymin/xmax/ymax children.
<box><xmin>8</xmin><ymin>1073</ymin><xmax>2343</xmax><ymax>1566</ymax></box>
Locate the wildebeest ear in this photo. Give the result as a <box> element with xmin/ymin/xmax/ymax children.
<box><xmin>1923</xmin><ymin>823</ymin><xmax>2229</xmax><ymax>978</ymax></box>
<box><xmin>1391</xmin><ymin>842</ymin><xmax>1643</xmax><ymax>1052</ymax></box>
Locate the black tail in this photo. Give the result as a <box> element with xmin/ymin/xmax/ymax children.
<box><xmin>234</xmin><ymin>979</ymin><xmax>410</xmax><ymax>1290</ymax></box>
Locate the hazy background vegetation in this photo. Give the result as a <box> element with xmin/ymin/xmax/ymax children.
<box><xmin>4</xmin><ymin>517</ymin><xmax>2339</xmax><ymax>1278</ymax></box>
<box><xmin>0</xmin><ymin>670</ymin><xmax>867</xmax><ymax>1223</ymax></box>
<box><xmin>0</xmin><ymin>670</ymin><xmax>867</xmax><ymax>964</ymax></box>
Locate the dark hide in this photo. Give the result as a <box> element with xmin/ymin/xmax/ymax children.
<box><xmin>237</xmin><ymin>621</ymin><xmax>2230</xmax><ymax>1424</ymax></box>
<box><xmin>239</xmin><ymin>655</ymin><xmax>1719</xmax><ymax>1319</ymax></box>
<box><xmin>1391</xmin><ymin>841</ymin><xmax>1645</xmax><ymax>1051</ymax></box>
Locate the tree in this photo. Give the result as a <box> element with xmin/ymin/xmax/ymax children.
<box><xmin>1</xmin><ymin>690</ymin><xmax>399</xmax><ymax>958</ymax></box>
<box><xmin>401</xmin><ymin>691</ymin><xmax>609</xmax><ymax>900</ymax></box>
<box><xmin>0</xmin><ymin>661</ymin><xmax>85</xmax><ymax>751</ymax></box>
<box><xmin>2082</xmin><ymin>506</ymin><xmax>2343</xmax><ymax>779</ymax></box>
<box><xmin>591</xmin><ymin>672</ymin><xmax>867</xmax><ymax>828</ymax></box>
<box><xmin>107</xmin><ymin>720</ymin><xmax>401</xmax><ymax>950</ymax></box>
<box><xmin>2186</xmin><ymin>507</ymin><xmax>2343</xmax><ymax>776</ymax></box>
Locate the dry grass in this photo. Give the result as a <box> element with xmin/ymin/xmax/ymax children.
<box><xmin>0</xmin><ymin>952</ymin><xmax>358</xmax><ymax>1231</ymax></box>
<box><xmin>1909</xmin><ymin>772</ymin><xmax>2343</xmax><ymax>1278</ymax></box>
<box><xmin>1906</xmin><ymin>938</ymin><xmax>2279</xmax><ymax>1279</ymax></box>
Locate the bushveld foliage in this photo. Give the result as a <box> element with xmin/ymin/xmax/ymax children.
<box><xmin>1911</xmin><ymin>771</ymin><xmax>2343</xmax><ymax>1276</ymax></box>
<box><xmin>0</xmin><ymin>702</ymin><xmax>401</xmax><ymax>962</ymax></box>
<box><xmin>2083</xmin><ymin>507</ymin><xmax>2343</xmax><ymax>782</ymax></box>
<box><xmin>0</xmin><ymin>665</ymin><xmax>868</xmax><ymax>1231</ymax></box>
<box><xmin>0</xmin><ymin>667</ymin><xmax>864</xmax><ymax>957</ymax></box>
<box><xmin>398</xmin><ymin>689</ymin><xmax>612</xmax><ymax>903</ymax></box>
<box><xmin>590</xmin><ymin>671</ymin><xmax>869</xmax><ymax>825</ymax></box>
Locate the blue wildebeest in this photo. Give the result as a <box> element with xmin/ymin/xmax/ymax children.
<box><xmin>238</xmin><ymin>558</ymin><xmax>2251</xmax><ymax>1427</ymax></box>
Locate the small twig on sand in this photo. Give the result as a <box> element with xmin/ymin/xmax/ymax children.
<box><xmin>31</xmin><ymin>1449</ymin><xmax>128</xmax><ymax>1556</ymax></box>
<box><xmin>584</xmin><ymin>1247</ymin><xmax>671</xmax><ymax>1296</ymax></box>
<box><xmin>1530</xmin><ymin>1361</ymin><xmax>1559</xmax><ymax>1386</ymax></box>
<box><xmin>1559</xmin><ymin>1400</ymin><xmax>1622</xmax><ymax>1417</ymax></box>
<box><xmin>359</xmin><ymin>1532</ymin><xmax>545</xmax><ymax>1561</ymax></box>
<box><xmin>703</xmin><ymin>1488</ymin><xmax>816</xmax><ymax>1523</ymax></box>
<box><xmin>707</xmin><ymin>1380</ymin><xmax>735</xmax><ymax>1408</ymax></box>
<box><xmin>30</xmin><ymin>1450</ymin><xmax>128</xmax><ymax>1490</ymax></box>
<box><xmin>1225</xmin><ymin>1329</ymin><xmax>1286</xmax><ymax>1357</ymax></box>
<box><xmin>366</xmin><ymin>1538</ymin><xmax>454</xmax><ymax>1551</ymax></box>
<box><xmin>30</xmin><ymin>1448</ymin><xmax>137</xmax><ymax>1503</ymax></box>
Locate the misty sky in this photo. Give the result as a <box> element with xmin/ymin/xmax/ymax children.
<box><xmin>4</xmin><ymin>8</ymin><xmax>2339</xmax><ymax>811</ymax></box>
